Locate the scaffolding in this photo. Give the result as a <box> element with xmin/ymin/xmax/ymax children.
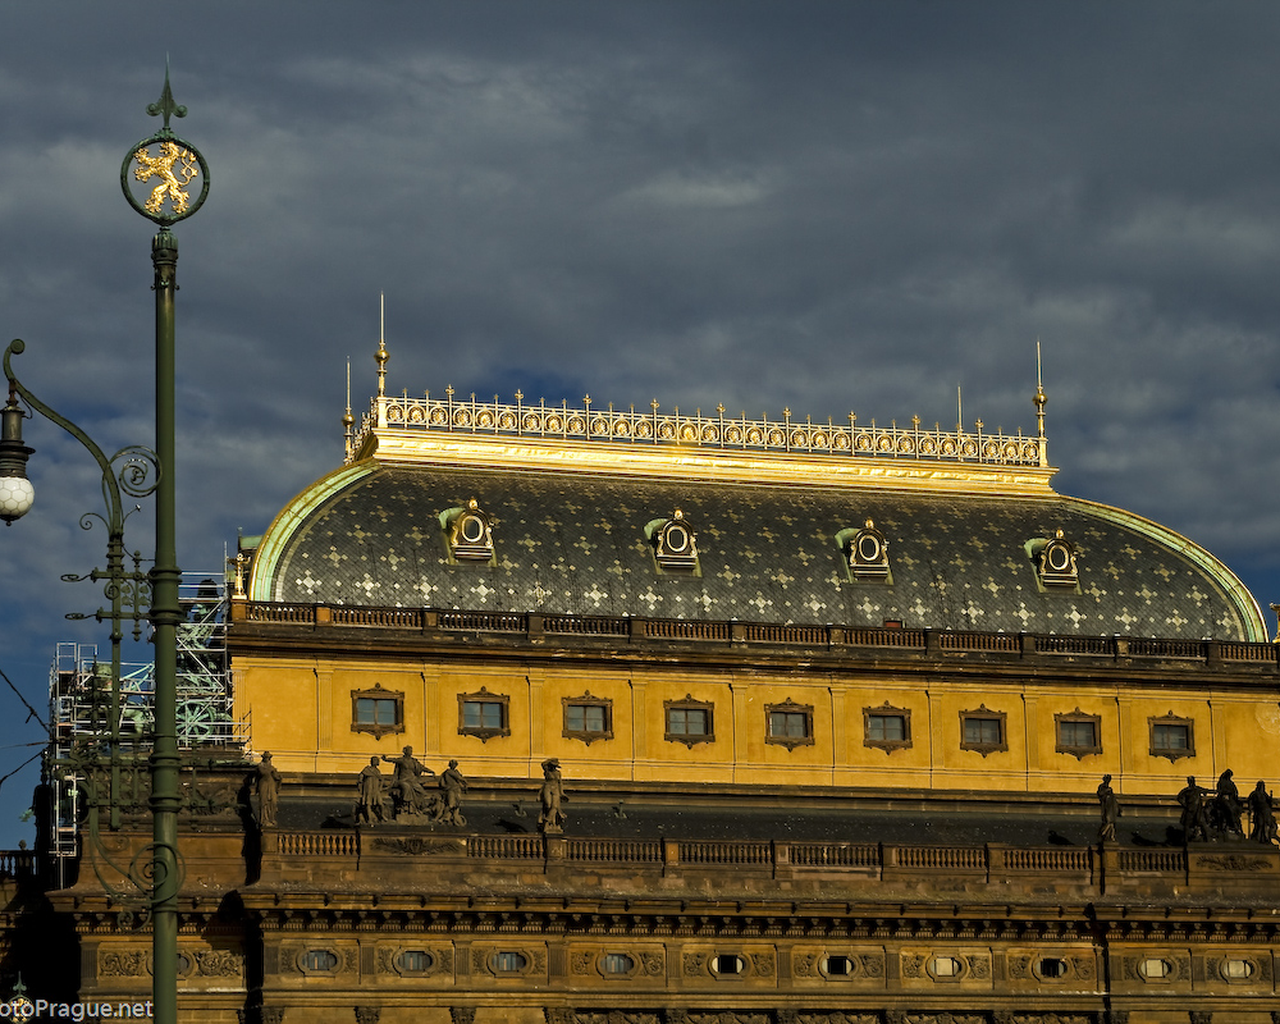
<box><xmin>46</xmin><ymin>572</ymin><xmax>248</xmax><ymax>875</ymax></box>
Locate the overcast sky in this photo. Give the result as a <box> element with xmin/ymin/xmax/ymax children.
<box><xmin>1</xmin><ymin>1</ymin><xmax>1278</xmax><ymax>845</ymax></box>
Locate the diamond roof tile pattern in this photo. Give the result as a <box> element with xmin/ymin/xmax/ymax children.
<box><xmin>261</xmin><ymin>466</ymin><xmax>1257</xmax><ymax>641</ymax></box>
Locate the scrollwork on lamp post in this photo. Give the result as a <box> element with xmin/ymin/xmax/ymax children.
<box><xmin>3</xmin><ymin>337</ymin><xmax>158</xmax><ymax>842</ymax></box>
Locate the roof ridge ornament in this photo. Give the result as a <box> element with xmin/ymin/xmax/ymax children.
<box><xmin>356</xmin><ymin>388</ymin><xmax>1047</xmax><ymax>471</ymax></box>
<box><xmin>1035</xmin><ymin>339</ymin><xmax>1048</xmax><ymax>440</ymax></box>
<box><xmin>376</xmin><ymin>293</ymin><xmax>389</xmax><ymax>398</ymax></box>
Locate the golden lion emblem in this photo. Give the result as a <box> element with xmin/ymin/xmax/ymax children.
<box><xmin>132</xmin><ymin>140</ymin><xmax>199</xmax><ymax>215</ymax></box>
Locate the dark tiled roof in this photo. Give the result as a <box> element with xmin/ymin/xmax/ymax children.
<box><xmin>262</xmin><ymin>466</ymin><xmax>1255</xmax><ymax>640</ymax></box>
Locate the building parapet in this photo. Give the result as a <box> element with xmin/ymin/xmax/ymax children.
<box><xmin>230</xmin><ymin>600</ymin><xmax>1280</xmax><ymax>671</ymax></box>
<box><xmin>259</xmin><ymin>829</ymin><xmax>1280</xmax><ymax>898</ymax></box>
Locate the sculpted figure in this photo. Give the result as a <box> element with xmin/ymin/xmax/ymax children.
<box><xmin>382</xmin><ymin>745</ymin><xmax>434</xmax><ymax>817</ymax></box>
<box><xmin>1177</xmin><ymin>776</ymin><xmax>1210</xmax><ymax>843</ymax></box>
<box><xmin>438</xmin><ymin>759</ymin><xmax>468</xmax><ymax>826</ymax></box>
<box><xmin>356</xmin><ymin>756</ymin><xmax>385</xmax><ymax>825</ymax></box>
<box><xmin>537</xmin><ymin>758</ymin><xmax>565</xmax><ymax>834</ymax></box>
<box><xmin>1214</xmin><ymin>768</ymin><xmax>1243</xmax><ymax>836</ymax></box>
<box><xmin>254</xmin><ymin>751</ymin><xmax>282</xmax><ymax>828</ymax></box>
<box><xmin>1097</xmin><ymin>774</ymin><xmax>1119</xmax><ymax>843</ymax></box>
<box><xmin>1249</xmin><ymin>781</ymin><xmax>1277</xmax><ymax>845</ymax></box>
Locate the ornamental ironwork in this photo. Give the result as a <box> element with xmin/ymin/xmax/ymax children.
<box><xmin>351</xmin><ymin>389</ymin><xmax>1048</xmax><ymax>468</ymax></box>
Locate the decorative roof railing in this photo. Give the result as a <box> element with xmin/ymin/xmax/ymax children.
<box><xmin>230</xmin><ymin>601</ymin><xmax>1280</xmax><ymax>670</ymax></box>
<box><xmin>348</xmin><ymin>390</ymin><xmax>1048</xmax><ymax>468</ymax></box>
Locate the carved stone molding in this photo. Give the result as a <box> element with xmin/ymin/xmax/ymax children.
<box><xmin>98</xmin><ymin>949</ymin><xmax>149</xmax><ymax>977</ymax></box>
<box><xmin>354</xmin><ymin>1009</ymin><xmax>380</xmax><ymax>1024</ymax></box>
<box><xmin>194</xmin><ymin>949</ymin><xmax>244</xmax><ymax>977</ymax></box>
<box><xmin>370</xmin><ymin>835</ymin><xmax>466</xmax><ymax>856</ymax></box>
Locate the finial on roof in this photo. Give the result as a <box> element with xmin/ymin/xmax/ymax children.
<box><xmin>1034</xmin><ymin>338</ymin><xmax>1048</xmax><ymax>439</ymax></box>
<box><xmin>342</xmin><ymin>358</ymin><xmax>355</xmax><ymax>455</ymax></box>
<box><xmin>375</xmin><ymin>292</ymin><xmax>389</xmax><ymax>398</ymax></box>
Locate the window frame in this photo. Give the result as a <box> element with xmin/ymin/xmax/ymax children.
<box><xmin>598</xmin><ymin>953</ymin><xmax>638</xmax><ymax>979</ymax></box>
<box><xmin>490</xmin><ymin>950</ymin><xmax>531</xmax><ymax>975</ymax></box>
<box><xmin>959</xmin><ymin>705</ymin><xmax>1007</xmax><ymax>756</ymax></box>
<box><xmin>298</xmin><ymin>949</ymin><xmax>341</xmax><ymax>975</ymax></box>
<box><xmin>863</xmin><ymin>702</ymin><xmax>912</xmax><ymax>752</ymax></box>
<box><xmin>664</xmin><ymin>696</ymin><xmax>715</xmax><ymax>747</ymax></box>
<box><xmin>820</xmin><ymin>954</ymin><xmax>858</xmax><ymax>979</ymax></box>
<box><xmin>562</xmin><ymin>692</ymin><xmax>613</xmax><ymax>745</ymax></box>
<box><xmin>1055</xmin><ymin>709</ymin><xmax>1102</xmax><ymax>759</ymax></box>
<box><xmin>394</xmin><ymin>949</ymin><xmax>434</xmax><ymax>975</ymax></box>
<box><xmin>457</xmin><ymin>687</ymin><xmax>511</xmax><ymax>742</ymax></box>
<box><xmin>711</xmin><ymin>953</ymin><xmax>748</xmax><ymax>977</ymax></box>
<box><xmin>350</xmin><ymin>684</ymin><xmax>404</xmax><ymax>740</ymax></box>
<box><xmin>1149</xmin><ymin>713</ymin><xmax>1195</xmax><ymax>762</ymax></box>
<box><xmin>765</xmin><ymin>699</ymin><xmax>815</xmax><ymax>750</ymax></box>
<box><xmin>927</xmin><ymin>955</ymin><xmax>967</xmax><ymax>982</ymax></box>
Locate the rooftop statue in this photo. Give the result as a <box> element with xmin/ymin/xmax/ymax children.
<box><xmin>538</xmin><ymin>758</ymin><xmax>566</xmax><ymax>835</ymax></box>
<box><xmin>356</xmin><ymin>757</ymin><xmax>385</xmax><ymax>825</ymax></box>
<box><xmin>253</xmin><ymin>752</ymin><xmax>281</xmax><ymax>829</ymax></box>
<box><xmin>382</xmin><ymin>745</ymin><xmax>434</xmax><ymax>819</ymax></box>
<box><xmin>438</xmin><ymin>760</ymin><xmax>468</xmax><ymax>827</ymax></box>
<box><xmin>1249</xmin><ymin>781</ymin><xmax>1277</xmax><ymax>845</ymax></box>
<box><xmin>1096</xmin><ymin>774</ymin><xmax>1118</xmax><ymax>843</ymax></box>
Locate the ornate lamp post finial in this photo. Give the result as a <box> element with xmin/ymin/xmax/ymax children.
<box><xmin>146</xmin><ymin>60</ymin><xmax>187</xmax><ymax>132</ymax></box>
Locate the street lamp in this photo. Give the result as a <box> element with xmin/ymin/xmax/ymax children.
<box><xmin>3</xmin><ymin>67</ymin><xmax>207</xmax><ymax>1024</ymax></box>
<box><xmin>0</xmin><ymin>383</ymin><xmax>35</xmax><ymax>523</ymax></box>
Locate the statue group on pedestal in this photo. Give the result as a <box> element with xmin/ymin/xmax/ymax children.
<box><xmin>1177</xmin><ymin>771</ymin><xmax>1276</xmax><ymax>843</ymax></box>
<box><xmin>356</xmin><ymin>747</ymin><xmax>468</xmax><ymax>826</ymax></box>
<box><xmin>1098</xmin><ymin>771</ymin><xmax>1278</xmax><ymax>846</ymax></box>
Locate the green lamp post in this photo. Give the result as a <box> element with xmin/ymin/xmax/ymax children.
<box><xmin>3</xmin><ymin>67</ymin><xmax>208</xmax><ymax>1024</ymax></box>
<box><xmin>119</xmin><ymin>67</ymin><xmax>210</xmax><ymax>1024</ymax></box>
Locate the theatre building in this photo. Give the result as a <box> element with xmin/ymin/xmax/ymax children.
<box><xmin>29</xmin><ymin>344</ymin><xmax>1280</xmax><ymax>1024</ymax></box>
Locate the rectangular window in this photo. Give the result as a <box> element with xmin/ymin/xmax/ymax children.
<box><xmin>356</xmin><ymin>698</ymin><xmax>398</xmax><ymax>727</ymax></box>
<box><xmin>867</xmin><ymin>715</ymin><xmax>905</xmax><ymax>741</ymax></box>
<box><xmin>563</xmin><ymin>694</ymin><xmax>613</xmax><ymax>744</ymax></box>
<box><xmin>959</xmin><ymin>706</ymin><xmax>1007</xmax><ymax>755</ymax></box>
<box><xmin>457</xmin><ymin>689</ymin><xmax>510</xmax><ymax>741</ymax></box>
<box><xmin>665</xmin><ymin>699</ymin><xmax>714</xmax><ymax>745</ymax></box>
<box><xmin>567</xmin><ymin>704</ymin><xmax>607</xmax><ymax>732</ymax></box>
<box><xmin>463</xmin><ymin>701</ymin><xmax>504</xmax><ymax>730</ymax></box>
<box><xmin>770</xmin><ymin>711</ymin><xmax>808</xmax><ymax>738</ymax></box>
<box><xmin>765</xmin><ymin>701</ymin><xmax>814</xmax><ymax>749</ymax></box>
<box><xmin>863</xmin><ymin>705</ymin><xmax>912</xmax><ymax>751</ymax></box>
<box><xmin>964</xmin><ymin>717</ymin><xmax>1002</xmax><ymax>745</ymax></box>
<box><xmin>350</xmin><ymin>685</ymin><xmax>404</xmax><ymax>739</ymax></box>
<box><xmin>1055</xmin><ymin>712</ymin><xmax>1102</xmax><ymax>758</ymax></box>
<box><xmin>1149</xmin><ymin>716</ymin><xmax>1194</xmax><ymax>761</ymax></box>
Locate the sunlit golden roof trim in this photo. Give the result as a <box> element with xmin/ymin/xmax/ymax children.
<box><xmin>346</xmin><ymin>391</ymin><xmax>1050</xmax><ymax>476</ymax></box>
<box><xmin>355</xmin><ymin>426</ymin><xmax>1058</xmax><ymax>496</ymax></box>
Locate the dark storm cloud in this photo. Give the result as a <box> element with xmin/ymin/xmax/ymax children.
<box><xmin>1</xmin><ymin>1</ymin><xmax>1278</xmax><ymax>841</ymax></box>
